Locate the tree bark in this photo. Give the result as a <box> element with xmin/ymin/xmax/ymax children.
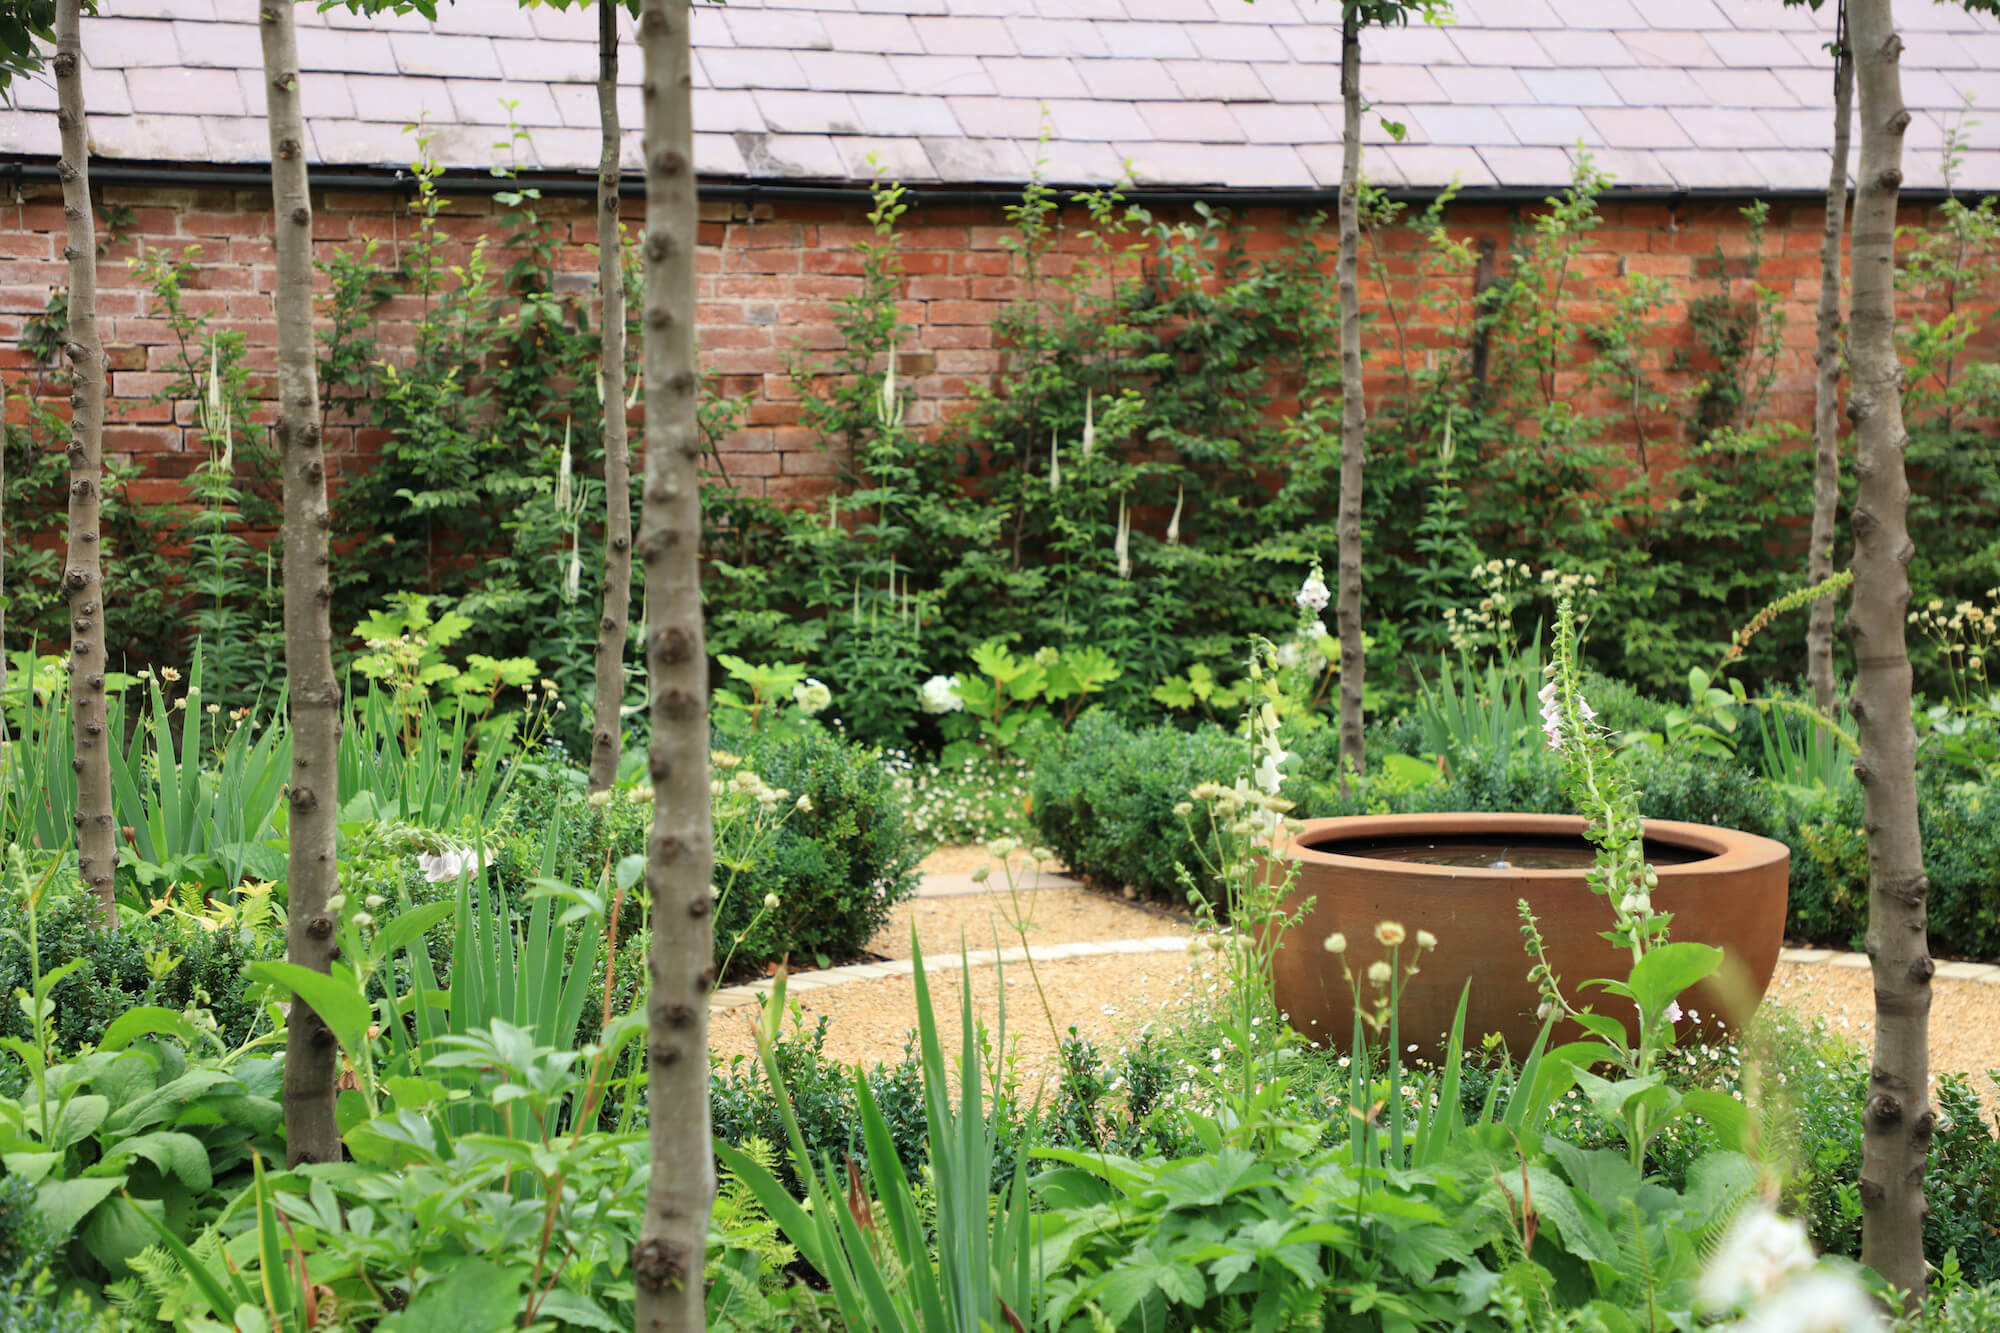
<box><xmin>588</xmin><ymin>0</ymin><xmax>633</xmax><ymax>795</ymax></box>
<box><xmin>1334</xmin><ymin>4</ymin><xmax>1367</xmax><ymax>790</ymax></box>
<box><xmin>1808</xmin><ymin>2</ymin><xmax>1854</xmax><ymax>714</ymax></box>
<box><xmin>631</xmin><ymin>2</ymin><xmax>712</xmax><ymax>1329</ymax></box>
<box><xmin>1846</xmin><ymin>0</ymin><xmax>1932</xmax><ymax>1305</ymax></box>
<box><xmin>54</xmin><ymin>0</ymin><xmax>116</xmax><ymax>927</ymax></box>
<box><xmin>261</xmin><ymin>0</ymin><xmax>343</xmax><ymax>1170</ymax></box>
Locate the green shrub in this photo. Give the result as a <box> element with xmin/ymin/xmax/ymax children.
<box><xmin>0</xmin><ymin>1175</ymin><xmax>103</xmax><ymax>1333</ymax></box>
<box><xmin>0</xmin><ymin>881</ymin><xmax>266</xmax><ymax>1072</ymax></box>
<box><xmin>1030</xmin><ymin>709</ymin><xmax>1247</xmax><ymax>905</ymax></box>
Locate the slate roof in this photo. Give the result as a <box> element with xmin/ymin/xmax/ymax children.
<box><xmin>2</xmin><ymin>0</ymin><xmax>1998</xmax><ymax>193</ymax></box>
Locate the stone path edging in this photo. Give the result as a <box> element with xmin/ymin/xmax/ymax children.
<box><xmin>713</xmin><ymin>942</ymin><xmax>2000</xmax><ymax>1015</ymax></box>
<box><xmin>1779</xmin><ymin>946</ymin><xmax>2000</xmax><ymax>983</ymax></box>
<box><xmin>712</xmin><ymin>936</ymin><xmax>1194</xmax><ymax>1013</ymax></box>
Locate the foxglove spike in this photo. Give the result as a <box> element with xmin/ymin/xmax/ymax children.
<box><xmin>1049</xmin><ymin>427</ymin><xmax>1061</xmax><ymax>493</ymax></box>
<box><xmin>1165</xmin><ymin>483</ymin><xmax>1183</xmax><ymax>545</ymax></box>
<box><xmin>1081</xmin><ymin>390</ymin><xmax>1095</xmax><ymax>460</ymax></box>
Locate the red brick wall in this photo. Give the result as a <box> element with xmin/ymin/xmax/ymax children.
<box><xmin>3</xmin><ymin>179</ymin><xmax>1994</xmax><ymax>509</ymax></box>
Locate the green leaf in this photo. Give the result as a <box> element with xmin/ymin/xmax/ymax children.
<box><xmin>531</xmin><ymin>1288</ymin><xmax>621</xmax><ymax>1331</ymax></box>
<box><xmin>98</xmin><ymin>1007</ymin><xmax>202</xmax><ymax>1053</ymax></box>
<box><xmin>47</xmin><ymin>1094</ymin><xmax>109</xmax><ymax>1152</ymax></box>
<box><xmin>80</xmin><ymin>1194</ymin><xmax>167</xmax><ymax>1276</ymax></box>
<box><xmin>372</xmin><ymin>901</ymin><xmax>454</xmax><ymax>965</ymax></box>
<box><xmin>1625</xmin><ymin>942</ymin><xmax>1723</xmax><ymax>1020</ymax></box>
<box><xmin>378</xmin><ymin>1260</ymin><xmax>523</xmax><ymax>1333</ymax></box>
<box><xmin>112</xmin><ymin>1131</ymin><xmax>213</xmax><ymax>1191</ymax></box>
<box><xmin>37</xmin><ymin>1175</ymin><xmax>123</xmax><ymax>1236</ymax></box>
<box><xmin>247</xmin><ymin>962</ymin><xmax>372</xmax><ymax>1057</ymax></box>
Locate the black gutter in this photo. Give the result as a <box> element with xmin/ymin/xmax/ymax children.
<box><xmin>3</xmin><ymin>156</ymin><xmax>1982</xmax><ymax>207</ymax></box>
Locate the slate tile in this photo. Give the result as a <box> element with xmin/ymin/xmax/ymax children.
<box><xmin>1739</xmin><ymin>149</ymin><xmax>1837</xmax><ymax>192</ymax></box>
<box><xmin>128</xmin><ymin>67</ymin><xmax>246</xmax><ymax>117</ymax></box>
<box><xmin>1586</xmin><ymin>106</ymin><xmax>1692</xmax><ymax>150</ymax></box>
<box><xmin>1648</xmin><ymin>0</ymin><xmax>1729</xmax><ymax>31</ymax></box>
<box><xmin>524</xmin><ymin>4</ymin><xmax>603</xmax><ymax>42</ymax></box>
<box><xmin>1076</xmin><ymin>59</ymin><xmax>1182</xmax><ymax>101</ymax></box>
<box><xmin>1690</xmin><ymin>68</ymin><xmax>1799</xmax><ymax>109</ymax></box>
<box><xmin>390</xmin><ymin>33</ymin><xmax>503</xmax><ymax>81</ymax></box>
<box><xmin>1671</xmin><ymin>106</ymin><xmax>1782</xmax><ymax>150</ymax></box>
<box><xmin>1477</xmin><ymin>145</ymin><xmax>1574</xmax><ymax>186</ymax></box>
<box><xmin>701</xmin><ymin>48</ymin><xmax>810</xmax><ymax>90</ymax></box>
<box><xmin>695</xmin><ymin>89</ymin><xmax>768</xmax><ymax>135</ymax></box>
<box><xmin>296</xmin><ymin>117</ymin><xmax>416</xmax><ymax>166</ymax></box>
<box><xmin>848</xmin><ymin>92</ymin><xmax>959</xmax><ymax>136</ymax></box>
<box><xmin>294</xmin><ymin>27</ymin><xmax>397</xmax><ymax>75</ymax></box>
<box><xmin>1166</xmin><ymin>60</ymin><xmax>1272</xmax><ymax>102</ymax></box>
<box><xmin>1354</xmin><ymin>63</ymin><xmax>1449</xmax><ymax>104</ymax></box>
<box><xmin>550</xmin><ymin>83</ymin><xmax>600</xmax><ymax>130</ymax></box>
<box><xmin>821</xmin><ymin>13</ymin><xmax>927</xmax><ymax>53</ymax></box>
<box><xmin>1437</xmin><ymin>66</ymin><xmax>1534</xmax><ymax>104</ymax></box>
<box><xmin>1502</xmin><ymin>105</ymin><xmax>1598</xmax><ymax>146</ymax></box>
<box><xmin>1134</xmin><ymin>99</ymin><xmax>1248</xmax><ymax>143</ymax></box>
<box><xmin>449</xmin><ymin>79</ymin><xmax>563</xmax><ymax>128</ymax></box>
<box><xmin>854</xmin><ymin>0</ymin><xmax>951</xmax><ymax>13</ymax></box>
<box><xmin>1007</xmin><ymin>18</ymin><xmax>1110</xmax><ymax>58</ymax></box>
<box><xmin>981</xmin><ymin>56</ymin><xmax>1089</xmax><ymax>98</ymax></box>
<box><xmin>1747</xmin><ymin>3</ymin><xmax>1828</xmax><ymax>32</ymax></box>
<box><xmin>1232</xmin><ymin>100</ymin><xmax>1335</xmax><ymax>143</ymax></box>
<box><xmin>1756</xmin><ymin>108</ymin><xmax>1836</xmax><ymax>150</ymax></box>
<box><xmin>723</xmin><ymin>9</ymin><xmax>833</xmax><ymax>52</ymax></box>
<box><xmin>1713</xmin><ymin>30</ymin><xmax>1809</xmax><ymax>69</ymax></box>
<box><xmin>944</xmin><ymin>0</ymin><xmax>1041</xmax><ymax>14</ymax></box>
<box><xmin>85</xmin><ymin>68</ymin><xmax>135</xmax><ymax>117</ymax></box>
<box><xmin>1522</xmin><ymin>68</ymin><xmax>1621</xmax><ymax>106</ymax></box>
<box><xmin>1141</xmin><ymin>141</ymin><xmax>1305</xmax><ymax>186</ymax></box>
<box><xmin>1128</xmin><ymin>0</ymin><xmax>1223</xmax><ymax>20</ymax></box>
<box><xmin>295</xmin><ymin>72</ymin><xmax>357</xmax><ymax>120</ymax></box>
<box><xmin>84</xmin><ymin>18</ymin><xmax>185</xmax><ymax>68</ymax></box>
<box><xmin>1457</xmin><ymin>0</ymin><xmax>1561</xmax><ymax>24</ymax></box>
<box><xmin>170</xmin><ymin>21</ymin><xmax>264</xmax><ymax>71</ymax></box>
<box><xmin>690</xmin><ymin>6</ymin><xmax>733</xmax><ymax>51</ymax></box>
<box><xmin>913</xmin><ymin>17</ymin><xmax>1015</xmax><ymax>56</ymax></box>
<box><xmin>796</xmin><ymin>50</ymin><xmax>900</xmax><ymax>92</ymax></box>
<box><xmin>890</xmin><ymin>55</ymin><xmax>997</xmax><ymax>96</ymax></box>
<box><xmin>1049</xmin><ymin>0</ymin><xmax>1132</xmax><ymax>17</ymax></box>
<box><xmin>1369</xmin><ymin>104</ymin><xmax>1428</xmax><ymax>143</ymax></box>
<box><xmin>519</xmin><ymin>127</ymin><xmax>601</xmax><ymax>171</ymax></box>
<box><xmin>323</xmin><ymin>5</ymin><xmax>428</xmax><ymax>33</ymax></box>
<box><xmin>1030</xmin><ymin>138</ymin><xmax>1127</xmax><ymax>184</ymax></box>
<box><xmin>1273</xmin><ymin>24</ymin><xmax>1340</xmax><ymax>64</ymax></box>
<box><xmin>754</xmin><ymin>89</ymin><xmax>862</xmax><ymax>135</ymax></box>
<box><xmin>1376</xmin><ymin>143</ymin><xmax>1498</xmax><ymax>188</ymax></box>
<box><xmin>1621</xmin><ymin>29</ymin><xmax>1720</xmax><ymax>68</ymax></box>
<box><xmin>1964</xmin><ymin>33</ymin><xmax>2000</xmax><ymax>70</ymax></box>
<box><xmin>343</xmin><ymin>74</ymin><xmax>453</xmax><ymax>125</ymax></box>
<box><xmin>1544</xmin><ymin>0</ymin><xmax>1642</xmax><ymax>26</ymax></box>
<box><xmin>1584</xmin><ymin>146</ymin><xmax>1672</xmax><ymax>187</ymax></box>
<box><xmin>1900</xmin><ymin>68</ymin><xmax>1973</xmax><ymax>112</ymax></box>
<box><xmin>833</xmin><ymin>134</ymin><xmax>936</xmax><ymax>181</ymax></box>
<box><xmin>1770</xmin><ymin>66</ymin><xmax>1832</xmax><ymax>107</ymax></box>
<box><xmin>199</xmin><ymin>115</ymin><xmax>277</xmax><ymax>163</ymax></box>
<box><xmin>114</xmin><ymin>0</ymin><xmax>215</xmax><ymax>19</ymax></box>
<box><xmin>80</xmin><ymin>112</ymin><xmax>208</xmax><ymax>159</ymax></box>
<box><xmin>920</xmin><ymin>135</ymin><xmax>1033</xmax><ymax>181</ymax></box>
<box><xmin>733</xmin><ymin>130</ymin><xmax>847</xmax><ymax>178</ymax></box>
<box><xmin>1210</xmin><ymin>0</ymin><xmax>1304</xmax><ymax>22</ymax></box>
<box><xmin>1096</xmin><ymin>22</ymin><xmax>1199</xmax><ymax>60</ymax></box>
<box><xmin>1534</xmin><ymin>30</ymin><xmax>1627</xmax><ymax>67</ymax></box>
<box><xmin>946</xmin><ymin>96</ymin><xmax>1051</xmax><ymax>139</ymax></box>
<box><xmin>1364</xmin><ymin>25</ymin><xmax>1458</xmax><ymax>66</ymax></box>
<box><xmin>1189</xmin><ymin>25</ymin><xmax>1290</xmax><ymax>63</ymax></box>
<box><xmin>1901</xmin><ymin>28</ymin><xmax>1980</xmax><ymax>70</ymax></box>
<box><xmin>0</xmin><ymin>109</ymin><xmax>57</xmax><ymax>155</ymax></box>
<box><xmin>1447</xmin><ymin>28</ymin><xmax>1557</xmax><ymax>68</ymax></box>
<box><xmin>1415</xmin><ymin>103</ymin><xmax>1516</xmax><ymax>146</ymax></box>
<box><xmin>1044</xmin><ymin>97</ymin><xmax>1149</xmax><ymax>141</ymax></box>
<box><xmin>691</xmin><ymin>131</ymin><xmax>751</xmax><ymax>179</ymax></box>
<box><xmin>1659</xmin><ymin>148</ymin><xmax>1763</xmax><ymax>191</ymax></box>
<box><xmin>494</xmin><ymin>38</ymin><xmax>599</xmax><ymax>86</ymax></box>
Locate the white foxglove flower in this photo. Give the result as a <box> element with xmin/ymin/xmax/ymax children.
<box><xmin>1081</xmin><ymin>390</ymin><xmax>1095</xmax><ymax>460</ymax></box>
<box><xmin>417</xmin><ymin>848</ymin><xmax>487</xmax><ymax>883</ymax></box>
<box><xmin>1165</xmin><ymin>483</ymin><xmax>1183</xmax><ymax>545</ymax></box>
<box><xmin>1730</xmin><ymin>1272</ymin><xmax>1884</xmax><ymax>1333</ymax></box>
<box><xmin>1114</xmin><ymin>496</ymin><xmax>1130</xmax><ymax>578</ymax></box>
<box><xmin>562</xmin><ymin>545</ymin><xmax>582</xmax><ymax>604</ymax></box>
<box><xmin>555</xmin><ymin>418</ymin><xmax>574</xmax><ymax>515</ymax></box>
<box><xmin>1296</xmin><ymin>571</ymin><xmax>1331</xmax><ymax>612</ymax></box>
<box><xmin>1049</xmin><ymin>427</ymin><xmax>1061</xmax><ymax>493</ymax></box>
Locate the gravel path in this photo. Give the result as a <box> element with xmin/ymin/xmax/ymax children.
<box><xmin>712</xmin><ymin>848</ymin><xmax>2000</xmax><ymax>1121</ymax></box>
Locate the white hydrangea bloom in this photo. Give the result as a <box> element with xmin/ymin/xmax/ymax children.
<box><xmin>918</xmin><ymin>674</ymin><xmax>964</xmax><ymax>714</ymax></box>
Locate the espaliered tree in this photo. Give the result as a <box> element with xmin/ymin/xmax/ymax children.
<box><xmin>588</xmin><ymin>0</ymin><xmax>635</xmax><ymax>795</ymax></box>
<box><xmin>1844</xmin><ymin>0</ymin><xmax>1930</xmax><ymax>1303</ymax></box>
<box><xmin>1331</xmin><ymin>0</ymin><xmax>1447</xmax><ymax>789</ymax></box>
<box><xmin>631</xmin><ymin>0</ymin><xmax>711</xmax><ymax>1328</ymax></box>
<box><xmin>1802</xmin><ymin>0</ymin><xmax>1854</xmax><ymax>714</ymax></box>
<box><xmin>53</xmin><ymin>0</ymin><xmax>116</xmax><ymax>926</ymax></box>
<box><xmin>260</xmin><ymin>0</ymin><xmax>343</xmax><ymax>1169</ymax></box>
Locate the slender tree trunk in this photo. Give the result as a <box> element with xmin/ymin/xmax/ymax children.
<box><xmin>1847</xmin><ymin>0</ymin><xmax>1932</xmax><ymax>1304</ymax></box>
<box><xmin>632</xmin><ymin>1</ymin><xmax>711</xmax><ymax>1328</ymax></box>
<box><xmin>261</xmin><ymin>1</ymin><xmax>343</xmax><ymax>1169</ymax></box>
<box><xmin>1808</xmin><ymin>3</ymin><xmax>1854</xmax><ymax>714</ymax></box>
<box><xmin>54</xmin><ymin>0</ymin><xmax>116</xmax><ymax>927</ymax></box>
<box><xmin>588</xmin><ymin>0</ymin><xmax>633</xmax><ymax>795</ymax></box>
<box><xmin>1334</xmin><ymin>5</ymin><xmax>1366</xmax><ymax>790</ymax></box>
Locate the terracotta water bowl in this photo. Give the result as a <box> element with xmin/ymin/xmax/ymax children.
<box><xmin>1271</xmin><ymin>813</ymin><xmax>1791</xmax><ymax>1060</ymax></box>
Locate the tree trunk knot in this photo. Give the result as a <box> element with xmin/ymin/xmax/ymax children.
<box><xmin>655</xmin><ymin>834</ymin><xmax>687</xmax><ymax>860</ymax></box>
<box><xmin>1913</xmin><ymin>1110</ymin><xmax>1936</xmax><ymax>1145</ymax></box>
<box><xmin>279</xmin><ymin>138</ymin><xmax>302</xmax><ymax>161</ymax></box>
<box><xmin>663</xmin><ymin>1002</ymin><xmax>697</xmax><ymax>1026</ymax></box>
<box><xmin>649</xmin><ymin>752</ymin><xmax>672</xmax><ymax>781</ymax></box>
<box><xmin>632</xmin><ymin>1237</ymin><xmax>691</xmax><ymax>1292</ymax></box>
<box><xmin>645</xmin><ymin>231</ymin><xmax>675</xmax><ymax>261</ymax></box>
<box><xmin>699</xmin><ymin>965</ymin><xmax>718</xmax><ymax>989</ymax></box>
<box><xmin>1857</xmin><ymin>1177</ymin><xmax>1885</xmax><ymax>1206</ymax></box>
<box><xmin>308</xmin><ymin>916</ymin><xmax>334</xmax><ymax>938</ymax></box>
<box><xmin>1911</xmin><ymin>954</ymin><xmax>1934</xmax><ymax>984</ymax></box>
<box><xmin>687</xmin><ymin>895</ymin><xmax>710</xmax><ymax>919</ymax></box>
<box><xmin>1866</xmin><ymin>1092</ymin><xmax>1903</xmax><ymax>1129</ymax></box>
<box><xmin>661</xmin><ymin>689</ymin><xmax>701</xmax><ymax>721</ymax></box>
<box><xmin>291</xmin><ymin>787</ymin><xmax>319</xmax><ymax>812</ymax></box>
<box><xmin>653</xmin><ymin>626</ymin><xmax>693</xmax><ymax>664</ymax></box>
<box><xmin>649</xmin><ymin>1041</ymin><xmax>683</xmax><ymax>1068</ymax></box>
<box><xmin>292</xmin><ymin>207</ymin><xmax>310</xmax><ymax>226</ymax></box>
<box><xmin>651</xmin><ymin>150</ymin><xmax>688</xmax><ymax>176</ymax></box>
